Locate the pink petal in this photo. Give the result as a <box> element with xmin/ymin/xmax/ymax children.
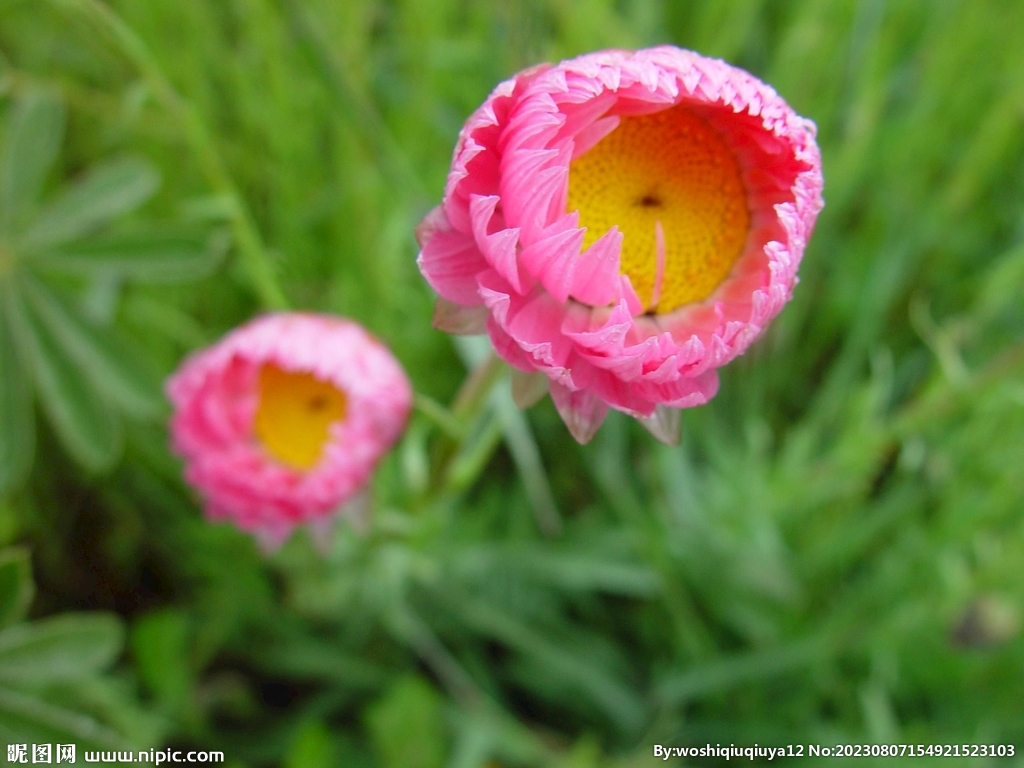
<box><xmin>417</xmin><ymin>225</ymin><xmax>488</xmax><ymax>306</ymax></box>
<box><xmin>549</xmin><ymin>380</ymin><xmax>609</xmax><ymax>444</ymax></box>
<box><xmin>432</xmin><ymin>298</ymin><xmax>489</xmax><ymax>335</ymax></box>
<box><xmin>510</xmin><ymin>368</ymin><xmax>549</xmax><ymax>409</ymax></box>
<box><xmin>638</xmin><ymin>405</ymin><xmax>681</xmax><ymax>445</ymax></box>
<box><xmin>571</xmin><ymin>115</ymin><xmax>621</xmax><ymax>160</ymax></box>
<box><xmin>519</xmin><ymin>225</ymin><xmax>585</xmax><ymax>302</ymax></box>
<box><xmin>165</xmin><ymin>314</ymin><xmax>412</xmax><ymax>546</ymax></box>
<box><xmin>413</xmin><ymin>45</ymin><xmax>823</xmax><ymax>443</ymax></box>
<box><xmin>570</xmin><ymin>226</ymin><xmax>623</xmax><ymax>306</ymax></box>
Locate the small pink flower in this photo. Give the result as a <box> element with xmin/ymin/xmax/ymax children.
<box><xmin>166</xmin><ymin>313</ymin><xmax>412</xmax><ymax>547</ymax></box>
<box><xmin>417</xmin><ymin>46</ymin><xmax>823</xmax><ymax>443</ymax></box>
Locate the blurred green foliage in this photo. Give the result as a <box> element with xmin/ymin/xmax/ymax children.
<box><xmin>0</xmin><ymin>547</ymin><xmax>161</xmax><ymax>745</ymax></box>
<box><xmin>1</xmin><ymin>0</ymin><xmax>1023</xmax><ymax>766</ymax></box>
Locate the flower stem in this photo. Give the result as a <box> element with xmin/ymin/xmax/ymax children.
<box><xmin>426</xmin><ymin>351</ymin><xmax>505</xmax><ymax>492</ymax></box>
<box><xmin>450</xmin><ymin>351</ymin><xmax>505</xmax><ymax>421</ymax></box>
<box><xmin>413</xmin><ymin>393</ymin><xmax>465</xmax><ymax>441</ymax></box>
<box><xmin>51</xmin><ymin>0</ymin><xmax>289</xmax><ymax>311</ymax></box>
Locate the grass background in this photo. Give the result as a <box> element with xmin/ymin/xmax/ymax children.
<box><xmin>1</xmin><ymin>0</ymin><xmax>1023</xmax><ymax>765</ymax></box>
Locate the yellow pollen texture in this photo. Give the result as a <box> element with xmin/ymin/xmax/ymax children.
<box><xmin>253</xmin><ymin>364</ymin><xmax>347</xmax><ymax>471</ymax></box>
<box><xmin>567</xmin><ymin>103</ymin><xmax>750</xmax><ymax>313</ymax></box>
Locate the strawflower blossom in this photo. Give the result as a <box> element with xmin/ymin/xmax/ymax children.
<box><xmin>166</xmin><ymin>313</ymin><xmax>412</xmax><ymax>548</ymax></box>
<box><xmin>417</xmin><ymin>46</ymin><xmax>823</xmax><ymax>443</ymax></box>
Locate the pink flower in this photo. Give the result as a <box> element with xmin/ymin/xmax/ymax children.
<box><xmin>417</xmin><ymin>46</ymin><xmax>823</xmax><ymax>444</ymax></box>
<box><xmin>166</xmin><ymin>313</ymin><xmax>412</xmax><ymax>547</ymax></box>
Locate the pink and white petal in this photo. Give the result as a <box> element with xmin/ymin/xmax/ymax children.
<box><xmin>518</xmin><ymin>225</ymin><xmax>585</xmax><ymax>302</ymax></box>
<box><xmin>306</xmin><ymin>514</ymin><xmax>337</xmax><ymax>554</ymax></box>
<box><xmin>503</xmin><ymin>162</ymin><xmax>571</xmax><ymax>240</ymax></box>
<box><xmin>167</xmin><ymin>313</ymin><xmax>411</xmax><ymax>547</ymax></box>
<box><xmin>654</xmin><ymin>369</ymin><xmax>720</xmax><ymax>408</ymax></box>
<box><xmin>253</xmin><ymin>524</ymin><xmax>293</xmax><ymax>555</ymax></box>
<box><xmin>569</xmin><ymin>226</ymin><xmax>624</xmax><ymax>306</ymax></box>
<box><xmin>554</xmin><ymin>90</ymin><xmax>617</xmax><ymax>138</ymax></box>
<box><xmin>469</xmin><ymin>194</ymin><xmax>526</xmax><ymax>293</ymax></box>
<box><xmin>417</xmin><ymin>45</ymin><xmax>823</xmax><ymax>439</ymax></box>
<box><xmin>334</xmin><ymin>488</ymin><xmax>371</xmax><ymax>534</ymax></box>
<box><xmin>433</xmin><ymin>298</ymin><xmax>489</xmax><ymax>335</ymax></box>
<box><xmin>549</xmin><ymin>380</ymin><xmax>609</xmax><ymax>445</ymax></box>
<box><xmin>414</xmin><ymin>205</ymin><xmax>449</xmax><ymax>248</ymax></box>
<box><xmin>570</xmin><ymin>115</ymin><xmax>621</xmax><ymax>160</ymax></box>
<box><xmin>486</xmin><ymin>316</ymin><xmax>542</xmax><ymax>374</ymax></box>
<box><xmin>565</xmin><ymin>299</ymin><xmax>633</xmax><ymax>355</ymax></box>
<box><xmin>417</xmin><ymin>227</ymin><xmax>488</xmax><ymax>306</ymax></box>
<box><xmin>510</xmin><ymin>368</ymin><xmax>549</xmax><ymax>409</ymax></box>
<box><xmin>580</xmin><ymin>366</ymin><xmax>658</xmax><ymax>416</ymax></box>
<box><xmin>638</xmin><ymin>405</ymin><xmax>682</xmax><ymax>446</ymax></box>
<box><xmin>505</xmin><ymin>293</ymin><xmax>574</xmax><ymax>374</ymax></box>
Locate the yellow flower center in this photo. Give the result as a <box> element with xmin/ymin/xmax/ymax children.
<box><xmin>567</xmin><ymin>103</ymin><xmax>749</xmax><ymax>313</ymax></box>
<box><xmin>253</xmin><ymin>364</ymin><xmax>347</xmax><ymax>470</ymax></box>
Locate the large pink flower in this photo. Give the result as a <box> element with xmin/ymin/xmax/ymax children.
<box><xmin>166</xmin><ymin>313</ymin><xmax>412</xmax><ymax>546</ymax></box>
<box><xmin>417</xmin><ymin>46</ymin><xmax>823</xmax><ymax>443</ymax></box>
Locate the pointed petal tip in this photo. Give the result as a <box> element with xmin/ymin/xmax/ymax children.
<box><xmin>638</xmin><ymin>404</ymin><xmax>681</xmax><ymax>445</ymax></box>
<box><xmin>338</xmin><ymin>490</ymin><xmax>372</xmax><ymax>534</ymax></box>
<box><xmin>550</xmin><ymin>382</ymin><xmax>609</xmax><ymax>444</ymax></box>
<box><xmin>510</xmin><ymin>368</ymin><xmax>549</xmax><ymax>409</ymax></box>
<box><xmin>432</xmin><ymin>298</ymin><xmax>489</xmax><ymax>335</ymax></box>
<box><xmin>415</xmin><ymin>205</ymin><xmax>447</xmax><ymax>248</ymax></box>
<box><xmin>253</xmin><ymin>525</ymin><xmax>292</xmax><ymax>555</ymax></box>
<box><xmin>306</xmin><ymin>515</ymin><xmax>337</xmax><ymax>554</ymax></box>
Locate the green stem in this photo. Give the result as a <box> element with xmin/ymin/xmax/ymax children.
<box><xmin>450</xmin><ymin>352</ymin><xmax>505</xmax><ymax>421</ymax></box>
<box><xmin>427</xmin><ymin>351</ymin><xmax>505</xmax><ymax>492</ymax></box>
<box><xmin>52</xmin><ymin>0</ymin><xmax>289</xmax><ymax>311</ymax></box>
<box><xmin>413</xmin><ymin>393</ymin><xmax>465</xmax><ymax>441</ymax></box>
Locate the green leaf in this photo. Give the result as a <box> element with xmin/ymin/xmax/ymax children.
<box><xmin>448</xmin><ymin>593</ymin><xmax>644</xmax><ymax>732</ymax></box>
<box><xmin>36</xmin><ymin>228</ymin><xmax>227</xmax><ymax>282</ymax></box>
<box><xmin>0</xmin><ymin>613</ymin><xmax>124</xmax><ymax>686</ymax></box>
<box><xmin>0</xmin><ymin>548</ymin><xmax>33</xmax><ymax>629</ymax></box>
<box><xmin>0</xmin><ymin>500</ymin><xmax>18</xmax><ymax>550</ymax></box>
<box><xmin>22</xmin><ymin>156</ymin><xmax>161</xmax><ymax>248</ymax></box>
<box><xmin>258</xmin><ymin>636</ymin><xmax>385</xmax><ymax>688</ymax></box>
<box><xmin>0</xmin><ymin>301</ymin><xmax>34</xmax><ymax>494</ymax></box>
<box><xmin>45</xmin><ymin>676</ymin><xmax>166</xmax><ymax>751</ymax></box>
<box><xmin>130</xmin><ymin>609</ymin><xmax>192</xmax><ymax>714</ymax></box>
<box><xmin>5</xmin><ymin>284</ymin><xmax>122</xmax><ymax>471</ymax></box>
<box><xmin>366</xmin><ymin>676</ymin><xmax>447</xmax><ymax>768</ymax></box>
<box><xmin>474</xmin><ymin>546</ymin><xmax>660</xmax><ymax>597</ymax></box>
<box><xmin>0</xmin><ymin>91</ymin><xmax>65</xmax><ymax>236</ymax></box>
<box><xmin>285</xmin><ymin>720</ymin><xmax>337</xmax><ymax>768</ymax></box>
<box><xmin>80</xmin><ymin>269</ymin><xmax>123</xmax><ymax>325</ymax></box>
<box><xmin>0</xmin><ymin>686</ymin><xmax>127</xmax><ymax>748</ymax></box>
<box><xmin>21</xmin><ymin>276</ymin><xmax>162</xmax><ymax>418</ymax></box>
<box><xmin>655</xmin><ymin>637</ymin><xmax>826</xmax><ymax>705</ymax></box>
